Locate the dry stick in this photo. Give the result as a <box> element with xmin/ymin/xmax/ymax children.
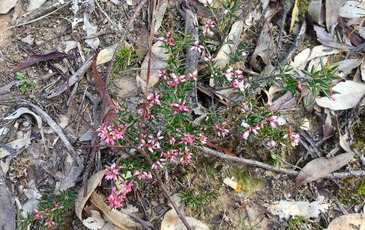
<box><xmin>138</xmin><ymin>0</ymin><xmax>192</xmax><ymax>229</ymax></box>
<box><xmin>199</xmin><ymin>146</ymin><xmax>365</xmax><ymax>179</ymax></box>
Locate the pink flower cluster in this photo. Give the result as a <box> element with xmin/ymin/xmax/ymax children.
<box><xmin>97</xmin><ymin>123</ymin><xmax>128</xmax><ymax>146</ymax></box>
<box><xmin>170</xmin><ymin>99</ymin><xmax>190</xmax><ymax>114</ymax></box>
<box><xmin>147</xmin><ymin>93</ymin><xmax>161</xmax><ymax>108</ymax></box>
<box><xmin>179</xmin><ymin>133</ymin><xmax>195</xmax><ymax>147</ymax></box>
<box><xmin>190</xmin><ymin>40</ymin><xmax>205</xmax><ymax>53</ymax></box>
<box><xmin>161</xmin><ymin>70</ymin><xmax>197</xmax><ymax>87</ymax></box>
<box><xmin>105</xmin><ymin>162</ymin><xmax>123</xmax><ymax>181</ymax></box>
<box><xmin>203</xmin><ymin>55</ymin><xmax>215</xmax><ymax>63</ymax></box>
<box><xmin>105</xmin><ymin>162</ymin><xmax>155</xmax><ymax>208</ymax></box>
<box><xmin>241</xmin><ymin>121</ymin><xmax>261</xmax><ymax>140</ymax></box>
<box><xmin>158</xmin><ymin>31</ymin><xmax>175</xmax><ymax>46</ymax></box>
<box><xmin>285</xmin><ymin>129</ymin><xmax>300</xmax><ymax>147</ymax></box>
<box><xmin>222</xmin><ymin>66</ymin><xmax>249</xmax><ymax>91</ymax></box>
<box><xmin>140</xmin><ymin>131</ymin><xmax>164</xmax><ymax>153</ymax></box>
<box><xmin>107</xmin><ymin>181</ymin><xmax>136</xmax><ymax>209</ymax></box>
<box><xmin>241</xmin><ymin>113</ymin><xmax>286</xmax><ymax>141</ymax></box>
<box><xmin>134</xmin><ymin>170</ymin><xmax>152</xmax><ymax>180</ymax></box>
<box><xmin>203</xmin><ymin>19</ymin><xmax>215</xmax><ymax>36</ymax></box>
<box><xmin>213</xmin><ymin>121</ymin><xmax>230</xmax><ymax>138</ymax></box>
<box><xmin>263</xmin><ymin>115</ymin><xmax>286</xmax><ymax>129</ymax></box>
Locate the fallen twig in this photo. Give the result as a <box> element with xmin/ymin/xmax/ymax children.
<box><xmin>199</xmin><ymin>146</ymin><xmax>365</xmax><ymax>179</ymax></box>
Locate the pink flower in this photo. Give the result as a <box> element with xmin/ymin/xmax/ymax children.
<box><xmin>170</xmin><ymin>99</ymin><xmax>190</xmax><ymax>115</ymax></box>
<box><xmin>203</xmin><ymin>19</ymin><xmax>215</xmax><ymax>36</ymax></box>
<box><xmin>296</xmin><ymin>81</ymin><xmax>302</xmax><ymax>91</ymax></box>
<box><xmin>242</xmin><ymin>131</ymin><xmax>250</xmax><ymax>140</ymax></box>
<box><xmin>158</xmin><ymin>69</ymin><xmax>168</xmax><ymax>79</ymax></box>
<box><xmin>203</xmin><ymin>55</ymin><xmax>214</xmax><ymax>63</ymax></box>
<box><xmin>147</xmin><ymin>93</ymin><xmax>161</xmax><ymax>108</ymax></box>
<box><xmin>97</xmin><ymin>123</ymin><xmax>128</xmax><ymax>146</ymax></box>
<box><xmin>186</xmin><ymin>70</ymin><xmax>198</xmax><ymax>80</ymax></box>
<box><xmin>105</xmin><ymin>162</ymin><xmax>123</xmax><ymax>181</ymax></box>
<box><xmin>44</xmin><ymin>221</ymin><xmax>56</xmax><ymax>228</ymax></box>
<box><xmin>198</xmin><ymin>135</ymin><xmax>207</xmax><ymax>144</ymax></box>
<box><xmin>107</xmin><ymin>181</ymin><xmax>136</xmax><ymax>209</ymax></box>
<box><xmin>134</xmin><ymin>170</ymin><xmax>152</xmax><ymax>180</ymax></box>
<box><xmin>222</xmin><ymin>66</ymin><xmax>234</xmax><ymax>81</ymax></box>
<box><xmin>33</xmin><ymin>209</ymin><xmax>43</xmax><ymax>219</ymax></box>
<box><xmin>267</xmin><ymin>140</ymin><xmax>276</xmax><ymax>148</ymax></box>
<box><xmin>152</xmin><ymin>161</ymin><xmax>163</xmax><ymax>170</ymax></box>
<box><xmin>180</xmin><ymin>148</ymin><xmax>193</xmax><ymax>164</ymax></box>
<box><xmin>289</xmin><ymin>130</ymin><xmax>300</xmax><ymax>146</ymax></box>
<box><xmin>190</xmin><ymin>40</ymin><xmax>204</xmax><ymax>53</ymax></box>
<box><xmin>232</xmin><ymin>79</ymin><xmax>248</xmax><ymax>91</ymax></box>
<box><xmin>167</xmin><ymin>73</ymin><xmax>185</xmax><ymax>87</ymax></box>
<box><xmin>158</xmin><ymin>31</ymin><xmax>175</xmax><ymax>46</ymax></box>
<box><xmin>213</xmin><ymin>122</ymin><xmax>230</xmax><ymax>138</ymax></box>
<box><xmin>110</xmin><ymin>102</ymin><xmax>124</xmax><ymax>112</ymax></box>
<box><xmin>179</xmin><ymin>133</ymin><xmax>195</xmax><ymax>147</ymax></box>
<box><xmin>161</xmin><ymin>149</ymin><xmax>179</xmax><ymax>162</ymax></box>
<box><xmin>241</xmin><ymin>103</ymin><xmax>249</xmax><ymax>113</ymax></box>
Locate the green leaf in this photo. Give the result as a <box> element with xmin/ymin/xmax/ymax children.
<box><xmin>20</xmin><ymin>85</ymin><xmax>26</xmax><ymax>93</ymax></box>
<box><xmin>16</xmin><ymin>72</ymin><xmax>24</xmax><ymax>80</ymax></box>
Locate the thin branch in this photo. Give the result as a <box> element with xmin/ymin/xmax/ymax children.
<box><xmin>199</xmin><ymin>146</ymin><xmax>365</xmax><ymax>179</ymax></box>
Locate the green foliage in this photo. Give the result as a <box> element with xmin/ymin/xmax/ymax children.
<box><xmin>115</xmin><ymin>45</ymin><xmax>137</xmax><ymax>71</ymax></box>
<box><xmin>358</xmin><ymin>180</ymin><xmax>365</xmax><ymax>196</ymax></box>
<box><xmin>181</xmin><ymin>190</ymin><xmax>215</xmax><ymax>213</ymax></box>
<box><xmin>15</xmin><ymin>72</ymin><xmax>36</xmax><ymax>93</ymax></box>
<box><xmin>18</xmin><ymin>190</ymin><xmax>76</xmax><ymax>230</ymax></box>
<box><xmin>301</xmin><ymin>60</ymin><xmax>340</xmax><ymax>99</ymax></box>
<box><xmin>287</xmin><ymin>217</ymin><xmax>324</xmax><ymax>230</ymax></box>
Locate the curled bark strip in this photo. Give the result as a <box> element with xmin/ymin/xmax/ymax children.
<box><xmin>21</xmin><ymin>100</ymin><xmax>83</xmax><ymax>167</ymax></box>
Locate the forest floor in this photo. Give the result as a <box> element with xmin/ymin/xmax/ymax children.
<box><xmin>1</xmin><ymin>0</ymin><xmax>365</xmax><ymax>229</ymax></box>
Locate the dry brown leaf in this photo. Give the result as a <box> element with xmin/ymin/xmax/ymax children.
<box><xmin>339</xmin><ymin>1</ymin><xmax>365</xmax><ymax>18</ymax></box>
<box><xmin>308</xmin><ymin>0</ymin><xmax>325</xmax><ymax>25</ymax></box>
<box><xmin>90</xmin><ymin>192</ymin><xmax>142</xmax><ymax>230</ymax></box>
<box><xmin>332</xmin><ymin>58</ymin><xmax>363</xmax><ymax>77</ymax></box>
<box><xmin>295</xmin><ymin>152</ymin><xmax>354</xmax><ymax>189</ymax></box>
<box><xmin>137</xmin><ymin>41</ymin><xmax>169</xmax><ymax>90</ymax></box>
<box><xmin>325</xmin><ymin>0</ymin><xmax>347</xmax><ymax>31</ymax></box>
<box><xmin>339</xmin><ymin>133</ymin><xmax>353</xmax><ymax>153</ymax></box>
<box><xmin>327</xmin><ymin>213</ymin><xmax>365</xmax><ymax>230</ymax></box>
<box><xmin>75</xmin><ymin>170</ymin><xmax>105</xmax><ymax>220</ymax></box>
<box><xmin>154</xmin><ymin>0</ymin><xmax>167</xmax><ymax>32</ymax></box>
<box><xmin>215</xmin><ymin>20</ymin><xmax>244</xmax><ymax>69</ymax></box>
<box><xmin>96</xmin><ymin>44</ymin><xmax>117</xmax><ymax>66</ymax></box>
<box><xmin>161</xmin><ymin>193</ymin><xmax>209</xmax><ymax>230</ymax></box>
<box><xmin>316</xmin><ymin>81</ymin><xmax>365</xmax><ymax>110</ymax></box>
<box><xmin>313</xmin><ymin>25</ymin><xmax>350</xmax><ymax>49</ymax></box>
<box><xmin>249</xmin><ymin>23</ymin><xmax>273</xmax><ymax>71</ymax></box>
<box><xmin>0</xmin><ymin>0</ymin><xmax>17</xmax><ymax>14</ymax></box>
<box><xmin>291</xmin><ymin>45</ymin><xmax>339</xmax><ymax>70</ymax></box>
<box><xmin>289</xmin><ymin>0</ymin><xmax>298</xmax><ymax>33</ymax></box>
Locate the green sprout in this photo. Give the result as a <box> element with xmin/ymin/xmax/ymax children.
<box><xmin>15</xmin><ymin>72</ymin><xmax>36</xmax><ymax>93</ymax></box>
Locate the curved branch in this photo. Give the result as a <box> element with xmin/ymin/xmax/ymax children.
<box><xmin>198</xmin><ymin>146</ymin><xmax>365</xmax><ymax>179</ymax></box>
